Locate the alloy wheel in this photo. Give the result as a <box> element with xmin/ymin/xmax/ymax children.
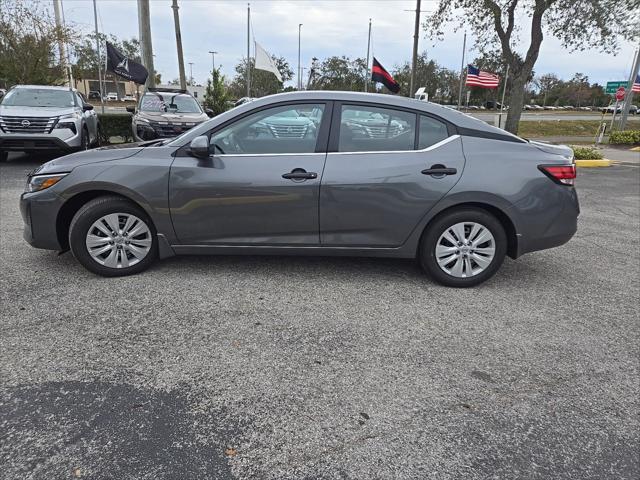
<box><xmin>85</xmin><ymin>213</ymin><xmax>152</xmax><ymax>268</ymax></box>
<box><xmin>435</xmin><ymin>222</ymin><xmax>496</xmax><ymax>278</ymax></box>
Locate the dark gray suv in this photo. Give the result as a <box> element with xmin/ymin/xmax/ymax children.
<box><xmin>20</xmin><ymin>91</ymin><xmax>579</xmax><ymax>287</ymax></box>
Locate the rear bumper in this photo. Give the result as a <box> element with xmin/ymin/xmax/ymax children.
<box><xmin>0</xmin><ymin>134</ymin><xmax>77</xmax><ymax>152</ymax></box>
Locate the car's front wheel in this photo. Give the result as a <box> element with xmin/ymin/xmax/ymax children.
<box><xmin>419</xmin><ymin>208</ymin><xmax>506</xmax><ymax>287</ymax></box>
<box><xmin>69</xmin><ymin>196</ymin><xmax>158</xmax><ymax>277</ymax></box>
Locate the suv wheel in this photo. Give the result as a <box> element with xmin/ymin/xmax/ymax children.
<box><xmin>69</xmin><ymin>196</ymin><xmax>158</xmax><ymax>277</ymax></box>
<box><xmin>79</xmin><ymin>127</ymin><xmax>89</xmax><ymax>151</ymax></box>
<box><xmin>419</xmin><ymin>208</ymin><xmax>506</xmax><ymax>287</ymax></box>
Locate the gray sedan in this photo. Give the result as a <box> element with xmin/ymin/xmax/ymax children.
<box><xmin>19</xmin><ymin>91</ymin><xmax>579</xmax><ymax>287</ymax></box>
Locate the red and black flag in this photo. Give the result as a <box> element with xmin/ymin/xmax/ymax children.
<box><xmin>371</xmin><ymin>57</ymin><xmax>400</xmax><ymax>94</ymax></box>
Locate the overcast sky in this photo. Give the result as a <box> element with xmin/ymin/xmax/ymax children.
<box><xmin>60</xmin><ymin>0</ymin><xmax>638</xmax><ymax>88</ymax></box>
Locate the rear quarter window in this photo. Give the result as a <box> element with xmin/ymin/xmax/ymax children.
<box><xmin>418</xmin><ymin>115</ymin><xmax>449</xmax><ymax>149</ymax></box>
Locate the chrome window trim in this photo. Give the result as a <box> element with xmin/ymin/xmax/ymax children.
<box><xmin>213</xmin><ymin>152</ymin><xmax>326</xmax><ymax>158</ymax></box>
<box><xmin>327</xmin><ymin>134</ymin><xmax>460</xmax><ymax>156</ymax></box>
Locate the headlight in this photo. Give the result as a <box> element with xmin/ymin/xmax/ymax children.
<box><xmin>58</xmin><ymin>112</ymin><xmax>82</xmax><ymax>121</ymax></box>
<box><xmin>135</xmin><ymin>117</ymin><xmax>150</xmax><ymax>124</ymax></box>
<box><xmin>26</xmin><ymin>173</ymin><xmax>68</xmax><ymax>192</ymax></box>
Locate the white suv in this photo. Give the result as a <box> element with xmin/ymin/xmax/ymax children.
<box><xmin>0</xmin><ymin>85</ymin><xmax>100</xmax><ymax>161</ymax></box>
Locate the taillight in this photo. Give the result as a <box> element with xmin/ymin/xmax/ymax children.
<box><xmin>538</xmin><ymin>164</ymin><xmax>576</xmax><ymax>186</ymax></box>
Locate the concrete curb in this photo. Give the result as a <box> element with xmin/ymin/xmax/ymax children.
<box><xmin>575</xmin><ymin>159</ymin><xmax>613</xmax><ymax>167</ymax></box>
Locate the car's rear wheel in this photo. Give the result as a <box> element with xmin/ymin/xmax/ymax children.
<box><xmin>419</xmin><ymin>208</ymin><xmax>506</xmax><ymax>287</ymax></box>
<box><xmin>79</xmin><ymin>126</ymin><xmax>89</xmax><ymax>151</ymax></box>
<box><xmin>69</xmin><ymin>196</ymin><xmax>158</xmax><ymax>277</ymax></box>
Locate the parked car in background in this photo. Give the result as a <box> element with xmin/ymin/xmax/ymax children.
<box><xmin>105</xmin><ymin>92</ymin><xmax>118</xmax><ymax>101</ymax></box>
<box><xmin>484</xmin><ymin>101</ymin><xmax>502</xmax><ymax>110</ymax></box>
<box><xmin>128</xmin><ymin>88</ymin><xmax>210</xmax><ymax>142</ymax></box>
<box><xmin>20</xmin><ymin>91</ymin><xmax>579</xmax><ymax>287</ymax></box>
<box><xmin>0</xmin><ymin>85</ymin><xmax>99</xmax><ymax>161</ymax></box>
<box><xmin>122</xmin><ymin>94</ymin><xmax>136</xmax><ymax>102</ymax></box>
<box><xmin>88</xmin><ymin>91</ymin><xmax>101</xmax><ymax>100</ymax></box>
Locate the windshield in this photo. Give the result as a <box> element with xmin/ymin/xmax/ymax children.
<box><xmin>1</xmin><ymin>88</ymin><xmax>77</xmax><ymax>108</ymax></box>
<box><xmin>139</xmin><ymin>93</ymin><xmax>201</xmax><ymax>113</ymax></box>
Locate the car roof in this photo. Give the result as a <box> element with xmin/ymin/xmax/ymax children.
<box><xmin>234</xmin><ymin>90</ymin><xmax>521</xmax><ymax>140</ymax></box>
<box><xmin>13</xmin><ymin>85</ymin><xmax>77</xmax><ymax>92</ymax></box>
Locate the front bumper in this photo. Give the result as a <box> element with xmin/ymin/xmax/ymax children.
<box><xmin>20</xmin><ymin>190</ymin><xmax>64</xmax><ymax>251</ymax></box>
<box><xmin>0</xmin><ymin>131</ymin><xmax>80</xmax><ymax>152</ymax></box>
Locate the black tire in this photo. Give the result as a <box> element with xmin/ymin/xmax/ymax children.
<box><xmin>0</xmin><ymin>151</ymin><xmax>8</xmax><ymax>162</ymax></box>
<box><xmin>419</xmin><ymin>208</ymin><xmax>507</xmax><ymax>288</ymax></box>
<box><xmin>69</xmin><ymin>196</ymin><xmax>158</xmax><ymax>277</ymax></box>
<box><xmin>78</xmin><ymin>126</ymin><xmax>89</xmax><ymax>151</ymax></box>
<box><xmin>93</xmin><ymin>123</ymin><xmax>102</xmax><ymax>147</ymax></box>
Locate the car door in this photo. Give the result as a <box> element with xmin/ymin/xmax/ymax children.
<box><xmin>320</xmin><ymin>103</ymin><xmax>465</xmax><ymax>247</ymax></box>
<box><xmin>169</xmin><ymin>102</ymin><xmax>331</xmax><ymax>245</ymax></box>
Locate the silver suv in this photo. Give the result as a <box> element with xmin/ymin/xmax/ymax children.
<box><xmin>0</xmin><ymin>85</ymin><xmax>99</xmax><ymax>162</ymax></box>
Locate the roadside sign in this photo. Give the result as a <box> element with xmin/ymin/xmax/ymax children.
<box><xmin>615</xmin><ymin>86</ymin><xmax>626</xmax><ymax>101</ymax></box>
<box><xmin>606</xmin><ymin>81</ymin><xmax>627</xmax><ymax>94</ymax></box>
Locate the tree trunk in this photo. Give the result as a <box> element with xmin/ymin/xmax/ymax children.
<box><xmin>504</xmin><ymin>70</ymin><xmax>530</xmax><ymax>134</ymax></box>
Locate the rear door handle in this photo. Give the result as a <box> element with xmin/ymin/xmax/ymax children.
<box><xmin>282</xmin><ymin>169</ymin><xmax>317</xmax><ymax>180</ymax></box>
<box><xmin>421</xmin><ymin>164</ymin><xmax>457</xmax><ymax>176</ymax></box>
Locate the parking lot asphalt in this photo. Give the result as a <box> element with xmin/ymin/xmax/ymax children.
<box><xmin>0</xmin><ymin>153</ymin><xmax>638</xmax><ymax>480</ymax></box>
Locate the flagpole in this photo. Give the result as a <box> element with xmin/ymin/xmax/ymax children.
<box><xmin>456</xmin><ymin>32</ymin><xmax>466</xmax><ymax>110</ymax></box>
<box><xmin>498</xmin><ymin>64</ymin><xmax>509</xmax><ymax>129</ymax></box>
<box><xmin>92</xmin><ymin>0</ymin><xmax>105</xmax><ymax>113</ymax></box>
<box><xmin>620</xmin><ymin>48</ymin><xmax>640</xmax><ymax>131</ymax></box>
<box><xmin>246</xmin><ymin>3</ymin><xmax>251</xmax><ymax>98</ymax></box>
<box><xmin>364</xmin><ymin>18</ymin><xmax>371</xmax><ymax>92</ymax></box>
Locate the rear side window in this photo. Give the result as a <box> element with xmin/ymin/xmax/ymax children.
<box><xmin>418</xmin><ymin>115</ymin><xmax>449</xmax><ymax>149</ymax></box>
<box><xmin>338</xmin><ymin>105</ymin><xmax>416</xmax><ymax>152</ymax></box>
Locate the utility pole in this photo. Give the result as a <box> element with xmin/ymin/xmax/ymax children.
<box><xmin>620</xmin><ymin>48</ymin><xmax>640</xmax><ymax>130</ymax></box>
<box><xmin>52</xmin><ymin>0</ymin><xmax>71</xmax><ymax>87</ymax></box>
<box><xmin>137</xmin><ymin>0</ymin><xmax>156</xmax><ymax>89</ymax></box>
<box><xmin>171</xmin><ymin>0</ymin><xmax>187</xmax><ymax>90</ymax></box>
<box><xmin>298</xmin><ymin>24</ymin><xmax>303</xmax><ymax>90</ymax></box>
<box><xmin>188</xmin><ymin>62</ymin><xmax>194</xmax><ymax>86</ymax></box>
<box><xmin>409</xmin><ymin>0</ymin><xmax>421</xmax><ymax>98</ymax></box>
<box><xmin>92</xmin><ymin>0</ymin><xmax>105</xmax><ymax>113</ymax></box>
<box><xmin>246</xmin><ymin>3</ymin><xmax>251</xmax><ymax>98</ymax></box>
<box><xmin>364</xmin><ymin>18</ymin><xmax>371</xmax><ymax>92</ymax></box>
<box><xmin>209</xmin><ymin>51</ymin><xmax>218</xmax><ymax>74</ymax></box>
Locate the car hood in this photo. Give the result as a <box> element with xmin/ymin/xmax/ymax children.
<box><xmin>135</xmin><ymin>111</ymin><xmax>208</xmax><ymax>123</ymax></box>
<box><xmin>529</xmin><ymin>140</ymin><xmax>574</xmax><ymax>161</ymax></box>
<box><xmin>0</xmin><ymin>105</ymin><xmax>78</xmax><ymax>117</ymax></box>
<box><xmin>33</xmin><ymin>145</ymin><xmax>147</xmax><ymax>175</ymax></box>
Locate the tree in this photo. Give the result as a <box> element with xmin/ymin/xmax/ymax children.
<box><xmin>427</xmin><ymin>0</ymin><xmax>639</xmax><ymax>133</ymax></box>
<box><xmin>392</xmin><ymin>53</ymin><xmax>460</xmax><ymax>101</ymax></box>
<box><xmin>229</xmin><ymin>56</ymin><xmax>292</xmax><ymax>98</ymax></box>
<box><xmin>0</xmin><ymin>0</ymin><xmax>74</xmax><ymax>87</ymax></box>
<box><xmin>309</xmin><ymin>56</ymin><xmax>367</xmax><ymax>91</ymax></box>
<box><xmin>203</xmin><ymin>68</ymin><xmax>230</xmax><ymax>116</ymax></box>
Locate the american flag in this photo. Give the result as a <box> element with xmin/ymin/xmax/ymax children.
<box><xmin>466</xmin><ymin>65</ymin><xmax>500</xmax><ymax>89</ymax></box>
<box><xmin>632</xmin><ymin>74</ymin><xmax>640</xmax><ymax>93</ymax></box>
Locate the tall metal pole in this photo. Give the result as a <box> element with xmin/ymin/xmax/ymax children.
<box><xmin>171</xmin><ymin>0</ymin><xmax>187</xmax><ymax>90</ymax></box>
<box><xmin>498</xmin><ymin>64</ymin><xmax>509</xmax><ymax>129</ymax></box>
<box><xmin>137</xmin><ymin>0</ymin><xmax>156</xmax><ymax>89</ymax></box>
<box><xmin>246</xmin><ymin>3</ymin><xmax>251</xmax><ymax>98</ymax></box>
<box><xmin>92</xmin><ymin>0</ymin><xmax>105</xmax><ymax>113</ymax></box>
<box><xmin>188</xmin><ymin>62</ymin><xmax>194</xmax><ymax>85</ymax></box>
<box><xmin>620</xmin><ymin>47</ymin><xmax>640</xmax><ymax>130</ymax></box>
<box><xmin>59</xmin><ymin>0</ymin><xmax>74</xmax><ymax>87</ymax></box>
<box><xmin>298</xmin><ymin>24</ymin><xmax>303</xmax><ymax>90</ymax></box>
<box><xmin>364</xmin><ymin>18</ymin><xmax>372</xmax><ymax>92</ymax></box>
<box><xmin>209</xmin><ymin>51</ymin><xmax>218</xmax><ymax>73</ymax></box>
<box><xmin>52</xmin><ymin>0</ymin><xmax>70</xmax><ymax>86</ymax></box>
<box><xmin>456</xmin><ymin>32</ymin><xmax>467</xmax><ymax>110</ymax></box>
<box><xmin>409</xmin><ymin>0</ymin><xmax>422</xmax><ymax>98</ymax></box>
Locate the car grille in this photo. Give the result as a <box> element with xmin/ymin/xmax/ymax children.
<box><xmin>267</xmin><ymin>123</ymin><xmax>309</xmax><ymax>138</ymax></box>
<box><xmin>149</xmin><ymin>122</ymin><xmax>196</xmax><ymax>138</ymax></box>
<box><xmin>363</xmin><ymin>125</ymin><xmax>403</xmax><ymax>138</ymax></box>
<box><xmin>0</xmin><ymin>115</ymin><xmax>56</xmax><ymax>134</ymax></box>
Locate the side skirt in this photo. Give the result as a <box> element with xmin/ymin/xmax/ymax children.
<box><xmin>170</xmin><ymin>244</ymin><xmax>416</xmax><ymax>259</ymax></box>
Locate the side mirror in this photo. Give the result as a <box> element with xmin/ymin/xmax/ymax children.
<box><xmin>205</xmin><ymin>108</ymin><xmax>214</xmax><ymax>118</ymax></box>
<box><xmin>126</xmin><ymin>105</ymin><xmax>136</xmax><ymax>114</ymax></box>
<box><xmin>83</xmin><ymin>104</ymin><xmax>94</xmax><ymax>111</ymax></box>
<box><xmin>189</xmin><ymin>135</ymin><xmax>210</xmax><ymax>158</ymax></box>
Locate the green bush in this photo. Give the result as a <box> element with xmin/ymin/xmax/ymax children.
<box><xmin>571</xmin><ymin>146</ymin><xmax>603</xmax><ymax>160</ymax></box>
<box><xmin>609</xmin><ymin>130</ymin><xmax>640</xmax><ymax>145</ymax></box>
<box><xmin>98</xmin><ymin>113</ymin><xmax>133</xmax><ymax>144</ymax></box>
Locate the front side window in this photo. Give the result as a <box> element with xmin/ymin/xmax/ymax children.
<box><xmin>418</xmin><ymin>115</ymin><xmax>449</xmax><ymax>149</ymax></box>
<box><xmin>139</xmin><ymin>93</ymin><xmax>202</xmax><ymax>114</ymax></box>
<box><xmin>209</xmin><ymin>103</ymin><xmax>325</xmax><ymax>155</ymax></box>
<box><xmin>338</xmin><ymin>105</ymin><xmax>416</xmax><ymax>152</ymax></box>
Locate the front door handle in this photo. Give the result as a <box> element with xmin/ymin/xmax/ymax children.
<box><xmin>421</xmin><ymin>164</ymin><xmax>457</xmax><ymax>176</ymax></box>
<box><xmin>282</xmin><ymin>168</ymin><xmax>318</xmax><ymax>180</ymax></box>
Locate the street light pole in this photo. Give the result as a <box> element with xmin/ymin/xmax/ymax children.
<box><xmin>171</xmin><ymin>0</ymin><xmax>187</xmax><ymax>90</ymax></box>
<box><xmin>188</xmin><ymin>62</ymin><xmax>194</xmax><ymax>86</ymax></box>
<box><xmin>208</xmin><ymin>51</ymin><xmax>218</xmax><ymax>73</ymax></box>
<box><xmin>298</xmin><ymin>23</ymin><xmax>302</xmax><ymax>90</ymax></box>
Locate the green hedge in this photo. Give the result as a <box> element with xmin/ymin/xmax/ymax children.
<box><xmin>98</xmin><ymin>113</ymin><xmax>133</xmax><ymax>144</ymax></box>
<box><xmin>571</xmin><ymin>146</ymin><xmax>603</xmax><ymax>160</ymax></box>
<box><xmin>609</xmin><ymin>130</ymin><xmax>640</xmax><ymax>145</ymax></box>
